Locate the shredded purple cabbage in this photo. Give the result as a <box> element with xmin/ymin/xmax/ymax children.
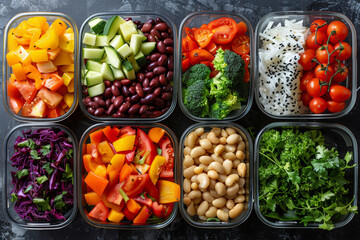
<box><xmin>10</xmin><ymin>128</ymin><xmax>74</xmax><ymax>222</ymax></box>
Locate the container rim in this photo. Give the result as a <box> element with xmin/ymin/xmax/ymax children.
<box><xmin>254</xmin><ymin>11</ymin><xmax>357</xmax><ymax>119</ymax></box>
<box><xmin>2</xmin><ymin>12</ymin><xmax>79</xmax><ymax>122</ymax></box>
<box><xmin>253</xmin><ymin>121</ymin><xmax>358</xmax><ymax>229</ymax></box>
<box><xmin>77</xmin><ymin>122</ymin><xmax>179</xmax><ymax>229</ymax></box>
<box><xmin>77</xmin><ymin>11</ymin><xmax>178</xmax><ymax>122</ymax></box>
<box><xmin>177</xmin><ymin>10</ymin><xmax>255</xmax><ymax>122</ymax></box>
<box><xmin>178</xmin><ymin>121</ymin><xmax>254</xmax><ymax>228</ymax></box>
<box><xmin>2</xmin><ymin>123</ymin><xmax>78</xmax><ymax>230</ymax></box>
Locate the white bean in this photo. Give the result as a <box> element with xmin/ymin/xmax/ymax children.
<box><xmin>223</xmin><ymin>160</ymin><xmax>233</xmax><ymax>175</ymax></box>
<box><xmin>216</xmin><ymin>209</ymin><xmax>229</xmax><ymax>222</ymax></box>
<box><xmin>197</xmin><ymin>173</ymin><xmax>210</xmax><ymax>191</ymax></box>
<box><xmin>183</xmin><ymin>155</ymin><xmax>194</xmax><ymax>168</ymax></box>
<box><xmin>207</xmin><ymin>170</ymin><xmax>219</xmax><ymax>180</ymax></box>
<box><xmin>214</xmin><ymin>144</ymin><xmax>225</xmax><ymax>156</ymax></box>
<box><xmin>215</xmin><ymin>182</ymin><xmax>226</xmax><ymax>196</ymax></box>
<box><xmin>187</xmin><ymin>202</ymin><xmax>196</xmax><ymax>216</ymax></box>
<box><xmin>202</xmin><ymin>191</ymin><xmax>215</xmax><ymax>203</ymax></box>
<box><xmin>188</xmin><ymin>190</ymin><xmax>201</xmax><ymax>199</ymax></box>
<box><xmin>225</xmin><ymin>174</ymin><xmax>240</xmax><ymax>187</ymax></box>
<box><xmin>190</xmin><ymin>146</ymin><xmax>205</xmax><ymax>158</ymax></box>
<box><xmin>194</xmin><ymin>128</ymin><xmax>204</xmax><ymax>136</ymax></box>
<box><xmin>205</xmin><ymin>206</ymin><xmax>217</xmax><ymax>218</ymax></box>
<box><xmin>207</xmin><ymin>132</ymin><xmax>219</xmax><ymax>144</ymax></box>
<box><xmin>226</xmin><ymin>134</ymin><xmax>240</xmax><ymax>145</ymax></box>
<box><xmin>184</xmin><ymin>147</ymin><xmax>192</xmax><ymax>156</ymax></box>
<box><xmin>237</xmin><ymin>163</ymin><xmax>246</xmax><ymax>178</ymax></box>
<box><xmin>199</xmin><ymin>138</ymin><xmax>212</xmax><ymax>150</ymax></box>
<box><xmin>183</xmin><ymin>166</ymin><xmax>196</xmax><ymax>178</ymax></box>
<box><xmin>186</xmin><ymin>132</ymin><xmax>197</xmax><ymax>148</ymax></box>
<box><xmin>229</xmin><ymin>203</ymin><xmax>244</xmax><ymax>219</ymax></box>
<box><xmin>199</xmin><ymin>156</ymin><xmax>213</xmax><ymax>165</ymax></box>
<box><xmin>197</xmin><ymin>201</ymin><xmax>209</xmax><ymax>216</ymax></box>
<box><xmin>226</xmin><ymin>128</ymin><xmax>236</xmax><ymax>135</ymax></box>
<box><xmin>212</xmin><ymin>197</ymin><xmax>226</xmax><ymax>208</ymax></box>
<box><xmin>208</xmin><ymin>162</ymin><xmax>225</xmax><ymax>174</ymax></box>
<box><xmin>184</xmin><ymin>178</ymin><xmax>191</xmax><ymax>193</ymax></box>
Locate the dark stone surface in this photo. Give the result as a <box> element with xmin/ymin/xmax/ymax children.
<box><xmin>0</xmin><ymin>0</ymin><xmax>359</xmax><ymax>239</ymax></box>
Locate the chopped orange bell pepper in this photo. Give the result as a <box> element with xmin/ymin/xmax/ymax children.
<box><xmin>108</xmin><ymin>169</ymin><xmax>119</xmax><ymax>187</ymax></box>
<box><xmin>84</xmin><ymin>171</ymin><xmax>109</xmax><ymax>197</ymax></box>
<box><xmin>110</xmin><ymin>154</ymin><xmax>125</xmax><ymax>172</ymax></box>
<box><xmin>98</xmin><ymin>141</ymin><xmax>115</xmax><ymax>163</ymax></box>
<box><xmin>133</xmin><ymin>206</ymin><xmax>152</xmax><ymax>224</ymax></box>
<box><xmin>47</xmin><ymin>48</ymin><xmax>61</xmax><ymax>60</ymax></box>
<box><xmin>83</xmin><ymin>154</ymin><xmax>101</xmax><ymax>173</ymax></box>
<box><xmin>134</xmin><ymin>164</ymin><xmax>150</xmax><ymax>175</ymax></box>
<box><xmin>29</xmin><ymin>29</ymin><xmax>42</xmax><ymax>49</ymax></box>
<box><xmin>35</xmin><ymin>28</ymin><xmax>59</xmax><ymax>50</ymax></box>
<box><xmin>90</xmin><ymin>129</ymin><xmax>103</xmax><ymax>144</ymax></box>
<box><xmin>42</xmin><ymin>73</ymin><xmax>64</xmax><ymax>91</ymax></box>
<box><xmin>102</xmin><ymin>126</ymin><xmax>119</xmax><ymax>143</ymax></box>
<box><xmin>63</xmin><ymin>93</ymin><xmax>74</xmax><ymax>108</ymax></box>
<box><xmin>27</xmin><ymin>17</ymin><xmax>47</xmax><ymax>29</ymax></box>
<box><xmin>8</xmin><ymin>28</ymin><xmax>19</xmax><ymax>51</ymax></box>
<box><xmin>15</xmin><ymin>45</ymin><xmax>32</xmax><ymax>65</ymax></box>
<box><xmin>148</xmin><ymin>127</ymin><xmax>166</xmax><ymax>143</ymax></box>
<box><xmin>149</xmin><ymin>155</ymin><xmax>166</xmax><ymax>185</ymax></box>
<box><xmin>157</xmin><ymin>180</ymin><xmax>180</xmax><ymax>204</ymax></box>
<box><xmin>94</xmin><ymin>165</ymin><xmax>107</xmax><ymax>178</ymax></box>
<box><xmin>6</xmin><ymin>50</ymin><xmax>20</xmax><ymax>66</ymax></box>
<box><xmin>85</xmin><ymin>191</ymin><xmax>101</xmax><ymax>205</ymax></box>
<box><xmin>29</xmin><ymin>49</ymin><xmax>48</xmax><ymax>62</ymax></box>
<box><xmin>126</xmin><ymin>199</ymin><xmax>141</xmax><ymax>214</ymax></box>
<box><xmin>53</xmin><ymin>50</ymin><xmax>73</xmax><ymax>66</ymax></box>
<box><xmin>119</xmin><ymin>163</ymin><xmax>133</xmax><ymax>183</ymax></box>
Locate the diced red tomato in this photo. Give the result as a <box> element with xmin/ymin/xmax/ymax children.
<box><xmin>159</xmin><ymin>137</ymin><xmax>174</xmax><ymax>178</ymax></box>
<box><xmin>122</xmin><ymin>174</ymin><xmax>149</xmax><ymax>198</ymax></box>
<box><xmin>144</xmin><ymin>179</ymin><xmax>159</xmax><ymax>202</ymax></box>
<box><xmin>133</xmin><ymin>194</ymin><xmax>153</xmax><ymax>209</ymax></box>
<box><xmin>42</xmin><ymin>74</ymin><xmax>64</xmax><ymax>91</ymax></box>
<box><xmin>15</xmin><ymin>80</ymin><xmax>37</xmax><ymax>103</ymax></box>
<box><xmin>37</xmin><ymin>87</ymin><xmax>63</xmax><ymax>109</ymax></box>
<box><xmin>47</xmin><ymin>106</ymin><xmax>64</xmax><ymax>118</ymax></box>
<box><xmin>136</xmin><ymin>128</ymin><xmax>157</xmax><ymax>165</ymax></box>
<box><xmin>106</xmin><ymin>183</ymin><xmax>124</xmax><ymax>205</ymax></box>
<box><xmin>9</xmin><ymin>97</ymin><xmax>24</xmax><ymax>114</ymax></box>
<box><xmin>123</xmin><ymin>206</ymin><xmax>137</xmax><ymax>221</ymax></box>
<box><xmin>182</xmin><ymin>58</ymin><xmax>190</xmax><ymax>72</ymax></box>
<box><xmin>88</xmin><ymin>201</ymin><xmax>109</xmax><ymax>222</ymax></box>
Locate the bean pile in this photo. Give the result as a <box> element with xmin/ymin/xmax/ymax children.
<box><xmin>82</xmin><ymin>17</ymin><xmax>174</xmax><ymax>118</ymax></box>
<box><xmin>183</xmin><ymin>127</ymin><xmax>249</xmax><ymax>222</ymax></box>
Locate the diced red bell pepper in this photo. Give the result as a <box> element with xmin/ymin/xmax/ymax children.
<box><xmin>88</xmin><ymin>201</ymin><xmax>109</xmax><ymax>222</ymax></box>
<box><xmin>123</xmin><ymin>206</ymin><xmax>137</xmax><ymax>221</ymax></box>
<box><xmin>102</xmin><ymin>126</ymin><xmax>119</xmax><ymax>143</ymax></box>
<box><xmin>144</xmin><ymin>179</ymin><xmax>159</xmax><ymax>202</ymax></box>
<box><xmin>133</xmin><ymin>194</ymin><xmax>153</xmax><ymax>209</ymax></box>
<box><xmin>122</xmin><ymin>174</ymin><xmax>149</xmax><ymax>198</ymax></box>
<box><xmin>106</xmin><ymin>183</ymin><xmax>124</xmax><ymax>205</ymax></box>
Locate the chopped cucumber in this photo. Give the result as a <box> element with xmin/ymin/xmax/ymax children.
<box><xmin>137</xmin><ymin>29</ymin><xmax>148</xmax><ymax>42</ymax></box>
<box><xmin>129</xmin><ymin>34</ymin><xmax>143</xmax><ymax>55</ymax></box>
<box><xmin>104</xmin><ymin>46</ymin><xmax>121</xmax><ymax>69</ymax></box>
<box><xmin>86</xmin><ymin>71</ymin><xmax>103</xmax><ymax>87</ymax></box>
<box><xmin>140</xmin><ymin>42</ymin><xmax>156</xmax><ymax>55</ymax></box>
<box><xmin>110</xmin><ymin>35</ymin><xmax>125</xmax><ymax>49</ymax></box>
<box><xmin>95</xmin><ymin>35</ymin><xmax>109</xmax><ymax>47</ymax></box>
<box><xmin>83</xmin><ymin>33</ymin><xmax>97</xmax><ymax>46</ymax></box>
<box><xmin>88</xmin><ymin>82</ymin><xmax>105</xmax><ymax>97</ymax></box>
<box><xmin>86</xmin><ymin>60</ymin><xmax>102</xmax><ymax>72</ymax></box>
<box><xmin>83</xmin><ymin>48</ymin><xmax>105</xmax><ymax>60</ymax></box>
<box><xmin>82</xmin><ymin>69</ymin><xmax>89</xmax><ymax>85</ymax></box>
<box><xmin>119</xmin><ymin>20</ymin><xmax>138</xmax><ymax>42</ymax></box>
<box><xmin>103</xmin><ymin>16</ymin><xmax>125</xmax><ymax>41</ymax></box>
<box><xmin>117</xmin><ymin>44</ymin><xmax>133</xmax><ymax>59</ymax></box>
<box><xmin>127</xmin><ymin>54</ymin><xmax>140</xmax><ymax>73</ymax></box>
<box><xmin>110</xmin><ymin>66</ymin><xmax>125</xmax><ymax>80</ymax></box>
<box><xmin>134</xmin><ymin>51</ymin><xmax>147</xmax><ymax>67</ymax></box>
<box><xmin>101</xmin><ymin>62</ymin><xmax>114</xmax><ymax>81</ymax></box>
<box><xmin>122</xmin><ymin>60</ymin><xmax>133</xmax><ymax>71</ymax></box>
<box><xmin>122</xmin><ymin>64</ymin><xmax>136</xmax><ymax>80</ymax></box>
<box><xmin>88</xmin><ymin>17</ymin><xmax>106</xmax><ymax>34</ymax></box>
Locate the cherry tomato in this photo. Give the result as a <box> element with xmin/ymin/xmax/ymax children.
<box><xmin>194</xmin><ymin>27</ymin><xmax>214</xmax><ymax>48</ymax></box>
<box><xmin>241</xmin><ymin>54</ymin><xmax>250</xmax><ymax>68</ymax></box>
<box><xmin>208</xmin><ymin>17</ymin><xmax>238</xmax><ymax>44</ymax></box>
<box><xmin>326</xmin><ymin>100</ymin><xmax>345</xmax><ymax>113</ymax></box>
<box><xmin>334</xmin><ymin>42</ymin><xmax>352</xmax><ymax>61</ymax></box>
<box><xmin>299</xmin><ymin>49</ymin><xmax>316</xmax><ymax>71</ymax></box>
<box><xmin>237</xmin><ymin>22</ymin><xmax>248</xmax><ymax>34</ymax></box>
<box><xmin>300</xmin><ymin>71</ymin><xmax>316</xmax><ymax>91</ymax></box>
<box><xmin>307</xmin><ymin>78</ymin><xmax>328</xmax><ymax>97</ymax></box>
<box><xmin>184</xmin><ymin>27</ymin><xmax>196</xmax><ymax>41</ymax></box>
<box><xmin>316</xmin><ymin>44</ymin><xmax>335</xmax><ymax>64</ymax></box>
<box><xmin>306</xmin><ymin>31</ymin><xmax>327</xmax><ymax>50</ymax></box>
<box><xmin>188</xmin><ymin>49</ymin><xmax>214</xmax><ymax>65</ymax></box>
<box><xmin>182</xmin><ymin>36</ymin><xmax>198</xmax><ymax>53</ymax></box>
<box><xmin>309</xmin><ymin>97</ymin><xmax>327</xmax><ymax>113</ymax></box>
<box><xmin>243</xmin><ymin>69</ymin><xmax>250</xmax><ymax>83</ymax></box>
<box><xmin>231</xmin><ymin>33</ymin><xmax>250</xmax><ymax>55</ymax></box>
<box><xmin>182</xmin><ymin>58</ymin><xmax>190</xmax><ymax>72</ymax></box>
<box><xmin>332</xmin><ymin>62</ymin><xmax>348</xmax><ymax>82</ymax></box>
<box><xmin>217</xmin><ymin>43</ymin><xmax>232</xmax><ymax>51</ymax></box>
<box><xmin>310</xmin><ymin>19</ymin><xmax>328</xmax><ymax>33</ymax></box>
<box><xmin>314</xmin><ymin>64</ymin><xmax>335</xmax><ymax>82</ymax></box>
<box><xmin>327</xmin><ymin>21</ymin><xmax>348</xmax><ymax>44</ymax></box>
<box><xmin>329</xmin><ymin>85</ymin><xmax>351</xmax><ymax>102</ymax></box>
<box><xmin>301</xmin><ymin>91</ymin><xmax>312</xmax><ymax>106</ymax></box>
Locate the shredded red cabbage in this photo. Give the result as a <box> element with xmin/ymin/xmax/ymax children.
<box><xmin>10</xmin><ymin>128</ymin><xmax>74</xmax><ymax>222</ymax></box>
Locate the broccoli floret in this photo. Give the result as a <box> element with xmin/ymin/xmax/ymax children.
<box><xmin>182</xmin><ymin>64</ymin><xmax>211</xmax><ymax>87</ymax></box>
<box><xmin>209</xmin><ymin>92</ymin><xmax>242</xmax><ymax>120</ymax></box>
<box><xmin>209</xmin><ymin>72</ymin><xmax>231</xmax><ymax>100</ymax></box>
<box><xmin>184</xmin><ymin>80</ymin><xmax>210</xmax><ymax>117</ymax></box>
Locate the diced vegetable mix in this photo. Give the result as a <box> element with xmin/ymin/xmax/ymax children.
<box><xmin>82</xmin><ymin>126</ymin><xmax>180</xmax><ymax>224</ymax></box>
<box><xmin>6</xmin><ymin>16</ymin><xmax>75</xmax><ymax>118</ymax></box>
<box><xmin>258</xmin><ymin>128</ymin><xmax>357</xmax><ymax>230</ymax></box>
<box><xmin>181</xmin><ymin>18</ymin><xmax>250</xmax><ymax>119</ymax></box>
<box><xmin>9</xmin><ymin>128</ymin><xmax>74</xmax><ymax>222</ymax></box>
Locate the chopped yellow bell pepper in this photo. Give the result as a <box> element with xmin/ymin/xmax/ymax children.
<box><xmin>6</xmin><ymin>50</ymin><xmax>20</xmax><ymax>66</ymax></box>
<box><xmin>49</xmin><ymin>19</ymin><xmax>67</xmax><ymax>35</ymax></box>
<box><xmin>65</xmin><ymin>27</ymin><xmax>74</xmax><ymax>34</ymax></box>
<box><xmin>29</xmin><ymin>29</ymin><xmax>42</xmax><ymax>50</ymax></box>
<box><xmin>8</xmin><ymin>28</ymin><xmax>19</xmax><ymax>51</ymax></box>
<box><xmin>14</xmin><ymin>46</ymin><xmax>32</xmax><ymax>65</ymax></box>
<box><xmin>53</xmin><ymin>50</ymin><xmax>73</xmax><ymax>66</ymax></box>
<box><xmin>61</xmin><ymin>64</ymin><xmax>74</xmax><ymax>72</ymax></box>
<box><xmin>27</xmin><ymin>17</ymin><xmax>47</xmax><ymax>29</ymax></box>
<box><xmin>59</xmin><ymin>32</ymin><xmax>74</xmax><ymax>53</ymax></box>
<box><xmin>12</xmin><ymin>63</ymin><xmax>26</xmax><ymax>81</ymax></box>
<box><xmin>62</xmin><ymin>72</ymin><xmax>74</xmax><ymax>86</ymax></box>
<box><xmin>108</xmin><ymin>209</ymin><xmax>125</xmax><ymax>223</ymax></box>
<box><xmin>113</xmin><ymin>135</ymin><xmax>136</xmax><ymax>152</ymax></box>
<box><xmin>94</xmin><ymin>165</ymin><xmax>107</xmax><ymax>179</ymax></box>
<box><xmin>29</xmin><ymin>49</ymin><xmax>48</xmax><ymax>62</ymax></box>
<box><xmin>67</xmin><ymin>80</ymin><xmax>74</xmax><ymax>93</ymax></box>
<box><xmin>110</xmin><ymin>154</ymin><xmax>125</xmax><ymax>172</ymax></box>
<box><xmin>35</xmin><ymin>28</ymin><xmax>59</xmax><ymax>50</ymax></box>
<box><xmin>157</xmin><ymin>180</ymin><xmax>180</xmax><ymax>204</ymax></box>
<box><xmin>47</xmin><ymin>48</ymin><xmax>61</xmax><ymax>60</ymax></box>
<box><xmin>98</xmin><ymin>141</ymin><xmax>115</xmax><ymax>163</ymax></box>
<box><xmin>149</xmin><ymin>155</ymin><xmax>165</xmax><ymax>185</ymax></box>
<box><xmin>63</xmin><ymin>92</ymin><xmax>74</xmax><ymax>108</ymax></box>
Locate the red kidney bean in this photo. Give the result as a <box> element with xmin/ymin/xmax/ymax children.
<box><xmin>143</xmin><ymin>78</ymin><xmax>150</xmax><ymax>88</ymax></box>
<box><xmin>89</xmin><ymin>101</ymin><xmax>99</xmax><ymax>109</ymax></box>
<box><xmin>105</xmin><ymin>99</ymin><xmax>111</xmax><ymax>108</ymax></box>
<box><xmin>146</xmin><ymin>19</ymin><xmax>155</xmax><ymax>25</ymax></box>
<box><xmin>82</xmin><ymin>99</ymin><xmax>87</xmax><ymax>106</ymax></box>
<box><xmin>94</xmin><ymin>108</ymin><xmax>105</xmax><ymax>116</ymax></box>
<box><xmin>167</xmin><ymin>27</ymin><xmax>172</xmax><ymax>35</ymax></box>
<box><xmin>143</xmin><ymin>87</ymin><xmax>153</xmax><ymax>93</ymax></box>
<box><xmin>166</xmin><ymin>71</ymin><xmax>173</xmax><ymax>81</ymax></box>
<box><xmin>150</xmin><ymin>28</ymin><xmax>161</xmax><ymax>39</ymax></box>
<box><xmin>125</xmin><ymin>17</ymin><xmax>132</xmax><ymax>21</ymax></box>
<box><xmin>111</xmin><ymin>85</ymin><xmax>120</xmax><ymax>96</ymax></box>
<box><xmin>149</xmin><ymin>106</ymin><xmax>156</xmax><ymax>111</ymax></box>
<box><xmin>131</xmin><ymin>94</ymin><xmax>140</xmax><ymax>103</ymax></box>
<box><xmin>137</xmin><ymin>73</ymin><xmax>145</xmax><ymax>82</ymax></box>
<box><xmin>129</xmin><ymin>86</ymin><xmax>136</xmax><ymax>95</ymax></box>
<box><xmin>119</xmin><ymin>102</ymin><xmax>131</xmax><ymax>113</ymax></box>
<box><xmin>111</xmin><ymin>95</ymin><xmax>117</xmax><ymax>103</ymax></box>
<box><xmin>153</xmin><ymin>66</ymin><xmax>166</xmax><ymax>75</ymax></box>
<box><xmin>150</xmin><ymin>53</ymin><xmax>161</xmax><ymax>61</ymax></box>
<box><xmin>166</xmin><ymin>46</ymin><xmax>173</xmax><ymax>54</ymax></box>
<box><xmin>107</xmin><ymin>104</ymin><xmax>115</xmax><ymax>115</ymax></box>
<box><xmin>125</xmin><ymin>96</ymin><xmax>131</xmax><ymax>103</ymax></box>
<box><xmin>85</xmin><ymin>96</ymin><xmax>91</xmax><ymax>104</ymax></box>
<box><xmin>112</xmin><ymin>113</ymin><xmax>118</xmax><ymax>118</ymax></box>
<box><xmin>133</xmin><ymin>20</ymin><xmax>140</xmax><ymax>25</ymax></box>
<box><xmin>135</xmin><ymin>83</ymin><xmax>144</xmax><ymax>97</ymax></box>
<box><xmin>98</xmin><ymin>100</ymin><xmax>105</xmax><ymax>107</ymax></box>
<box><xmin>139</xmin><ymin>105</ymin><xmax>148</xmax><ymax>114</ymax></box>
<box><xmin>104</xmin><ymin>80</ymin><xmax>112</xmax><ymax>87</ymax></box>
<box><xmin>113</xmin><ymin>80</ymin><xmax>121</xmax><ymax>88</ymax></box>
<box><xmin>120</xmin><ymin>79</ymin><xmax>131</xmax><ymax>85</ymax></box>
<box><xmin>163</xmin><ymin>83</ymin><xmax>171</xmax><ymax>92</ymax></box>
<box><xmin>147</xmin><ymin>34</ymin><xmax>156</xmax><ymax>42</ymax></box>
<box><xmin>145</xmin><ymin>71</ymin><xmax>154</xmax><ymax>79</ymax></box>
<box><xmin>122</xmin><ymin>86</ymin><xmax>130</xmax><ymax>96</ymax></box>
<box><xmin>161</xmin><ymin>92</ymin><xmax>172</xmax><ymax>100</ymax></box>
<box><xmin>161</xmin><ymin>32</ymin><xmax>169</xmax><ymax>38</ymax></box>
<box><xmin>147</xmin><ymin>62</ymin><xmax>158</xmax><ymax>71</ymax></box>
<box><xmin>165</xmin><ymin>100</ymin><xmax>171</xmax><ymax>107</ymax></box>
<box><xmin>93</xmin><ymin>96</ymin><xmax>102</xmax><ymax>102</ymax></box>
<box><xmin>154</xmin><ymin>22</ymin><xmax>167</xmax><ymax>31</ymax></box>
<box><xmin>82</xmin><ymin>88</ymin><xmax>88</xmax><ymax>96</ymax></box>
<box><xmin>149</xmin><ymin>77</ymin><xmax>159</xmax><ymax>88</ymax></box>
<box><xmin>141</xmin><ymin>22</ymin><xmax>152</xmax><ymax>32</ymax></box>
<box><xmin>157</xmin><ymin>41</ymin><xmax>166</xmax><ymax>53</ymax></box>
<box><xmin>152</xmin><ymin>110</ymin><xmax>162</xmax><ymax>117</ymax></box>
<box><xmin>154</xmin><ymin>87</ymin><xmax>162</xmax><ymax>96</ymax></box>
<box><xmin>128</xmin><ymin>104</ymin><xmax>141</xmax><ymax>114</ymax></box>
<box><xmin>104</xmin><ymin>88</ymin><xmax>112</xmax><ymax>98</ymax></box>
<box><xmin>161</xmin><ymin>107</ymin><xmax>170</xmax><ymax>115</ymax></box>
<box><xmin>157</xmin><ymin>54</ymin><xmax>167</xmax><ymax>66</ymax></box>
<box><xmin>141</xmin><ymin>94</ymin><xmax>155</xmax><ymax>104</ymax></box>
<box><xmin>114</xmin><ymin>96</ymin><xmax>124</xmax><ymax>108</ymax></box>
<box><xmin>154</xmin><ymin>97</ymin><xmax>164</xmax><ymax>106</ymax></box>
<box><xmin>144</xmin><ymin>32</ymin><xmax>149</xmax><ymax>37</ymax></box>
<box><xmin>146</xmin><ymin>55</ymin><xmax>151</xmax><ymax>60</ymax></box>
<box><xmin>159</xmin><ymin>74</ymin><xmax>167</xmax><ymax>85</ymax></box>
<box><xmin>88</xmin><ymin>107</ymin><xmax>95</xmax><ymax>115</ymax></box>
<box><xmin>164</xmin><ymin>38</ymin><xmax>173</xmax><ymax>46</ymax></box>
<box><xmin>156</xmin><ymin>17</ymin><xmax>163</xmax><ymax>24</ymax></box>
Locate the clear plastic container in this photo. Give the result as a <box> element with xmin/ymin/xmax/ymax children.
<box><xmin>254</xmin><ymin>122</ymin><xmax>358</xmax><ymax>229</ymax></box>
<box><xmin>178</xmin><ymin>11</ymin><xmax>254</xmax><ymax>122</ymax></box>
<box><xmin>254</xmin><ymin>11</ymin><xmax>357</xmax><ymax>119</ymax></box>
<box><xmin>77</xmin><ymin>123</ymin><xmax>178</xmax><ymax>229</ymax></box>
<box><xmin>78</xmin><ymin>12</ymin><xmax>178</xmax><ymax>122</ymax></box>
<box><xmin>2</xmin><ymin>12</ymin><xmax>79</xmax><ymax>122</ymax></box>
<box><xmin>2</xmin><ymin>123</ymin><xmax>78</xmax><ymax>230</ymax></box>
<box><xmin>178</xmin><ymin>122</ymin><xmax>253</xmax><ymax>228</ymax></box>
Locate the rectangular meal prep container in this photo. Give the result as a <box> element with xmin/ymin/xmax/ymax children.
<box><xmin>78</xmin><ymin>12</ymin><xmax>178</xmax><ymax>122</ymax></box>
<box><xmin>178</xmin><ymin>11</ymin><xmax>254</xmax><ymax>122</ymax></box>
<box><xmin>178</xmin><ymin>122</ymin><xmax>253</xmax><ymax>228</ymax></box>
<box><xmin>254</xmin><ymin>11</ymin><xmax>357</xmax><ymax>119</ymax></box>
<box><xmin>2</xmin><ymin>12</ymin><xmax>79</xmax><ymax>122</ymax></box>
<box><xmin>77</xmin><ymin>122</ymin><xmax>178</xmax><ymax>229</ymax></box>
<box><xmin>254</xmin><ymin>122</ymin><xmax>358</xmax><ymax>229</ymax></box>
<box><xmin>2</xmin><ymin>123</ymin><xmax>78</xmax><ymax>230</ymax></box>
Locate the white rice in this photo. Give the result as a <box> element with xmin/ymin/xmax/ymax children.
<box><xmin>258</xmin><ymin>19</ymin><xmax>310</xmax><ymax>115</ymax></box>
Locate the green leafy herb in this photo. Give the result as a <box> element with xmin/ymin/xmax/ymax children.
<box><xmin>119</xmin><ymin>188</ymin><xmax>129</xmax><ymax>202</ymax></box>
<box><xmin>206</xmin><ymin>217</ymin><xmax>220</xmax><ymax>222</ymax></box>
<box><xmin>65</xmin><ymin>149</ymin><xmax>73</xmax><ymax>160</ymax></box>
<box><xmin>40</xmin><ymin>144</ymin><xmax>51</xmax><ymax>156</ymax></box>
<box><xmin>62</xmin><ymin>163</ymin><xmax>73</xmax><ymax>183</ymax></box>
<box><xmin>42</xmin><ymin>162</ymin><xmax>54</xmax><ymax>175</ymax></box>
<box><xmin>33</xmin><ymin>198</ymin><xmax>51</xmax><ymax>212</ymax></box>
<box><xmin>146</xmin><ymin>215</ymin><xmax>163</xmax><ymax>224</ymax></box>
<box><xmin>54</xmin><ymin>191</ymin><xmax>67</xmax><ymax>210</ymax></box>
<box><xmin>258</xmin><ymin>128</ymin><xmax>357</xmax><ymax>231</ymax></box>
<box><xmin>36</xmin><ymin>175</ymin><xmax>48</xmax><ymax>184</ymax></box>
<box><xmin>11</xmin><ymin>193</ymin><xmax>18</xmax><ymax>203</ymax></box>
<box><xmin>17</xmin><ymin>139</ymin><xmax>36</xmax><ymax>149</ymax></box>
<box><xmin>30</xmin><ymin>150</ymin><xmax>41</xmax><ymax>160</ymax></box>
<box><xmin>24</xmin><ymin>185</ymin><xmax>33</xmax><ymax>193</ymax></box>
<box><xmin>147</xmin><ymin>194</ymin><xmax>156</xmax><ymax>202</ymax></box>
<box><xmin>157</xmin><ymin>148</ymin><xmax>162</xmax><ymax>155</ymax></box>
<box><xmin>15</xmin><ymin>169</ymin><xmax>29</xmax><ymax>179</ymax></box>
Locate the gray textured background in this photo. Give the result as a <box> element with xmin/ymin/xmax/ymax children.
<box><xmin>0</xmin><ymin>0</ymin><xmax>360</xmax><ymax>239</ymax></box>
